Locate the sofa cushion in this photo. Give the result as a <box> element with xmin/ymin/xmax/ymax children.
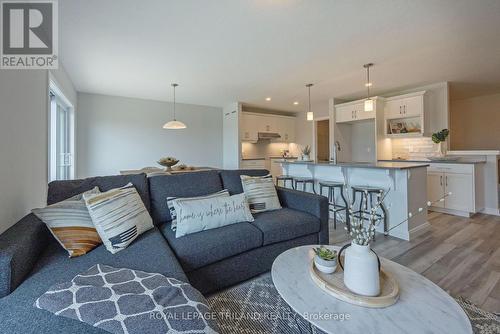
<box><xmin>148</xmin><ymin>170</ymin><xmax>223</xmax><ymax>225</ymax></box>
<box><xmin>251</xmin><ymin>208</ymin><xmax>321</xmax><ymax>245</ymax></box>
<box><xmin>0</xmin><ymin>228</ymin><xmax>186</xmax><ymax>334</ymax></box>
<box><xmin>219</xmin><ymin>169</ymin><xmax>269</xmax><ymax>195</ymax></box>
<box><xmin>160</xmin><ymin>221</ymin><xmax>263</xmax><ymax>272</ymax></box>
<box><xmin>47</xmin><ymin>174</ymin><xmax>151</xmax><ymax>212</ymax></box>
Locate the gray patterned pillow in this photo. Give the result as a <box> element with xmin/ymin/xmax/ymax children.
<box><xmin>35</xmin><ymin>264</ymin><xmax>219</xmax><ymax>334</ymax></box>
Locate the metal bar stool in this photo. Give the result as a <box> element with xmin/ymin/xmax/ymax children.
<box><xmin>351</xmin><ymin>186</ymin><xmax>388</xmax><ymax>236</ymax></box>
<box><xmin>293</xmin><ymin>177</ymin><xmax>316</xmax><ymax>194</ymax></box>
<box><xmin>275</xmin><ymin>175</ymin><xmax>294</xmax><ymax>189</ymax></box>
<box><xmin>318</xmin><ymin>181</ymin><xmax>349</xmax><ymax>230</ymax></box>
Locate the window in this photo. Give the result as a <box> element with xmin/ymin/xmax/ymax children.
<box><xmin>49</xmin><ymin>81</ymin><xmax>74</xmax><ymax>181</ymax></box>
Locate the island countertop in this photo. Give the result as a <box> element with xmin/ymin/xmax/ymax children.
<box><xmin>277</xmin><ymin>160</ymin><xmax>429</xmax><ymax>170</ymax></box>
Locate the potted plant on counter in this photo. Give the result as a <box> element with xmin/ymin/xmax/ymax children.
<box><xmin>301</xmin><ymin>145</ymin><xmax>311</xmax><ymax>161</ymax></box>
<box><xmin>432</xmin><ymin>129</ymin><xmax>449</xmax><ymax>157</ymax></box>
<box><xmin>313</xmin><ymin>246</ymin><xmax>338</xmax><ymax>274</ymax></box>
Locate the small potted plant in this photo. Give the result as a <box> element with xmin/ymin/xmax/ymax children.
<box><xmin>301</xmin><ymin>145</ymin><xmax>311</xmax><ymax>161</ymax></box>
<box><xmin>313</xmin><ymin>246</ymin><xmax>338</xmax><ymax>274</ymax></box>
<box><xmin>431</xmin><ymin>129</ymin><xmax>449</xmax><ymax>157</ymax></box>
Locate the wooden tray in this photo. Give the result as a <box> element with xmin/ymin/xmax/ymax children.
<box><xmin>309</xmin><ymin>260</ymin><xmax>400</xmax><ymax>308</ymax></box>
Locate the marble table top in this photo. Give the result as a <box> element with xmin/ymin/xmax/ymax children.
<box><xmin>271</xmin><ymin>245</ymin><xmax>472</xmax><ymax>334</ymax></box>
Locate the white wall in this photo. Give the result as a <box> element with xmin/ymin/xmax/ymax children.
<box><xmin>294</xmin><ymin>100</ymin><xmax>329</xmax><ymax>157</ymax></box>
<box><xmin>0</xmin><ymin>67</ymin><xmax>76</xmax><ymax>234</ymax></box>
<box><xmin>77</xmin><ymin>93</ymin><xmax>223</xmax><ymax>177</ymax></box>
<box><xmin>0</xmin><ymin>71</ymin><xmax>49</xmax><ymax>234</ymax></box>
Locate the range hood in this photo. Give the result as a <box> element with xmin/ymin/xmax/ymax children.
<box><xmin>258</xmin><ymin>132</ymin><xmax>281</xmax><ymax>140</ymax></box>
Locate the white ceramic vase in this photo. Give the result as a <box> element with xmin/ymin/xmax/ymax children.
<box><xmin>302</xmin><ymin>154</ymin><xmax>310</xmax><ymax>161</ymax></box>
<box><xmin>343</xmin><ymin>242</ymin><xmax>380</xmax><ymax>296</ymax></box>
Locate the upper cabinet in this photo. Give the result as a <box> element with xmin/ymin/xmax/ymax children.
<box><xmin>335</xmin><ymin>100</ymin><xmax>376</xmax><ymax>124</ymax></box>
<box><xmin>385</xmin><ymin>91</ymin><xmax>425</xmax><ymax>120</ymax></box>
<box><xmin>384</xmin><ymin>91</ymin><xmax>430</xmax><ymax>137</ymax></box>
<box><xmin>240</xmin><ymin>112</ymin><xmax>296</xmax><ymax>143</ymax></box>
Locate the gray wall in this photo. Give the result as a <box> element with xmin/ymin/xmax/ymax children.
<box><xmin>77</xmin><ymin>93</ymin><xmax>223</xmax><ymax>177</ymax></box>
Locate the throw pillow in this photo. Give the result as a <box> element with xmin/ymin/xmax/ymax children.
<box><xmin>84</xmin><ymin>183</ymin><xmax>153</xmax><ymax>254</ymax></box>
<box><xmin>32</xmin><ymin>187</ymin><xmax>102</xmax><ymax>258</ymax></box>
<box><xmin>174</xmin><ymin>193</ymin><xmax>254</xmax><ymax>238</ymax></box>
<box><xmin>167</xmin><ymin>189</ymin><xmax>229</xmax><ymax>231</ymax></box>
<box><xmin>35</xmin><ymin>264</ymin><xmax>219</xmax><ymax>334</ymax></box>
<box><xmin>240</xmin><ymin>174</ymin><xmax>282</xmax><ymax>213</ymax></box>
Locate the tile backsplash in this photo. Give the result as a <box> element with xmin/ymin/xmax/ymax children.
<box><xmin>391</xmin><ymin>137</ymin><xmax>440</xmax><ymax>160</ymax></box>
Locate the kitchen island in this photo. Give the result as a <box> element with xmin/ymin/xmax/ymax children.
<box><xmin>278</xmin><ymin>160</ymin><xmax>430</xmax><ymax>240</ymax></box>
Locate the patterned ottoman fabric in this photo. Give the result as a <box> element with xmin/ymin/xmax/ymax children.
<box><xmin>35</xmin><ymin>264</ymin><xmax>219</xmax><ymax>334</ymax></box>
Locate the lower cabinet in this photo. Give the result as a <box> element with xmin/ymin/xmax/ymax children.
<box><xmin>426</xmin><ymin>163</ymin><xmax>480</xmax><ymax>216</ymax></box>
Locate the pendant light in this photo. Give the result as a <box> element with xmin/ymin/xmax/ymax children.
<box><xmin>363</xmin><ymin>63</ymin><xmax>374</xmax><ymax>112</ymax></box>
<box><xmin>163</xmin><ymin>83</ymin><xmax>187</xmax><ymax>129</ymax></box>
<box><xmin>306</xmin><ymin>83</ymin><xmax>314</xmax><ymax>121</ymax></box>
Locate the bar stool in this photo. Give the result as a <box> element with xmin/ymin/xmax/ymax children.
<box><xmin>318</xmin><ymin>181</ymin><xmax>349</xmax><ymax>230</ymax></box>
<box><xmin>351</xmin><ymin>186</ymin><xmax>388</xmax><ymax>236</ymax></box>
<box><xmin>275</xmin><ymin>175</ymin><xmax>294</xmax><ymax>189</ymax></box>
<box><xmin>293</xmin><ymin>177</ymin><xmax>316</xmax><ymax>194</ymax></box>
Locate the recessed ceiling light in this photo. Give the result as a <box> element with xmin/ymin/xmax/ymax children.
<box><xmin>365</xmin><ymin>82</ymin><xmax>372</xmax><ymax>87</ymax></box>
<box><xmin>265</xmin><ymin>97</ymin><xmax>271</xmax><ymax>101</ymax></box>
<box><xmin>293</xmin><ymin>101</ymin><xmax>299</xmax><ymax>105</ymax></box>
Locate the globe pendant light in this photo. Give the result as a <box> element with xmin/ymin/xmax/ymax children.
<box><xmin>363</xmin><ymin>63</ymin><xmax>374</xmax><ymax>112</ymax></box>
<box><xmin>163</xmin><ymin>83</ymin><xmax>187</xmax><ymax>129</ymax></box>
<box><xmin>306</xmin><ymin>83</ymin><xmax>314</xmax><ymax>121</ymax></box>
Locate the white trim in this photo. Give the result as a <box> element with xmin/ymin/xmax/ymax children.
<box><xmin>428</xmin><ymin>207</ymin><xmax>471</xmax><ymax>218</ymax></box>
<box><xmin>479</xmin><ymin>207</ymin><xmax>500</xmax><ymax>216</ymax></box>
<box><xmin>409</xmin><ymin>221</ymin><xmax>431</xmax><ymax>239</ymax></box>
<box><xmin>48</xmin><ymin>79</ymin><xmax>75</xmax><ymax>181</ymax></box>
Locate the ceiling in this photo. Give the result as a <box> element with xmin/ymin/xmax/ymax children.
<box><xmin>59</xmin><ymin>0</ymin><xmax>500</xmax><ymax>112</ymax></box>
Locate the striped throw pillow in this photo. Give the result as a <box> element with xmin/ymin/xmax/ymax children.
<box><xmin>32</xmin><ymin>187</ymin><xmax>102</xmax><ymax>258</ymax></box>
<box><xmin>240</xmin><ymin>174</ymin><xmax>282</xmax><ymax>213</ymax></box>
<box><xmin>167</xmin><ymin>189</ymin><xmax>229</xmax><ymax>230</ymax></box>
<box><xmin>84</xmin><ymin>183</ymin><xmax>153</xmax><ymax>254</ymax></box>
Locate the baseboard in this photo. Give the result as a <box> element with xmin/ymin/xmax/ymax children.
<box><xmin>409</xmin><ymin>221</ymin><xmax>431</xmax><ymax>239</ymax></box>
<box><xmin>479</xmin><ymin>207</ymin><xmax>500</xmax><ymax>216</ymax></box>
<box><xmin>428</xmin><ymin>207</ymin><xmax>471</xmax><ymax>218</ymax></box>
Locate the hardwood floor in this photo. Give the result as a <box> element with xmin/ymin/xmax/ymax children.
<box><xmin>329</xmin><ymin>211</ymin><xmax>500</xmax><ymax>313</ymax></box>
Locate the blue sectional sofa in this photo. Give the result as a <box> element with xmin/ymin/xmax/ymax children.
<box><xmin>0</xmin><ymin>169</ymin><xmax>328</xmax><ymax>333</ymax></box>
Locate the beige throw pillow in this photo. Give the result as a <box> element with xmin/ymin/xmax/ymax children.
<box><xmin>32</xmin><ymin>187</ymin><xmax>102</xmax><ymax>258</ymax></box>
<box><xmin>240</xmin><ymin>174</ymin><xmax>282</xmax><ymax>213</ymax></box>
<box><xmin>84</xmin><ymin>183</ymin><xmax>153</xmax><ymax>254</ymax></box>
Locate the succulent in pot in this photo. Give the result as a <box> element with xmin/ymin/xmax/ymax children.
<box><xmin>313</xmin><ymin>246</ymin><xmax>338</xmax><ymax>274</ymax></box>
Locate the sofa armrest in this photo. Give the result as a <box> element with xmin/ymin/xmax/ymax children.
<box><xmin>0</xmin><ymin>213</ymin><xmax>50</xmax><ymax>298</ymax></box>
<box><xmin>276</xmin><ymin>187</ymin><xmax>329</xmax><ymax>244</ymax></box>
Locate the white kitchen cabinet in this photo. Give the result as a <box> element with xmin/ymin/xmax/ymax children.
<box><xmin>279</xmin><ymin>117</ymin><xmax>296</xmax><ymax>142</ymax></box>
<box><xmin>444</xmin><ymin>173</ymin><xmax>473</xmax><ymax>212</ymax></box>
<box><xmin>240</xmin><ymin>112</ymin><xmax>296</xmax><ymax>143</ymax></box>
<box><xmin>427</xmin><ymin>172</ymin><xmax>445</xmax><ymax>208</ymax></box>
<box><xmin>335</xmin><ymin>101</ymin><xmax>375</xmax><ymax>123</ymax></box>
<box><xmin>426</xmin><ymin>163</ymin><xmax>482</xmax><ymax>216</ymax></box>
<box><xmin>384</xmin><ymin>92</ymin><xmax>425</xmax><ymax>120</ymax></box>
<box><xmin>240</xmin><ymin>112</ymin><xmax>259</xmax><ymax>142</ymax></box>
<box><xmin>240</xmin><ymin>159</ymin><xmax>266</xmax><ymax>169</ymax></box>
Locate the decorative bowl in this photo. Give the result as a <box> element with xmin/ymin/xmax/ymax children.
<box><xmin>157</xmin><ymin>157</ymin><xmax>179</xmax><ymax>171</ymax></box>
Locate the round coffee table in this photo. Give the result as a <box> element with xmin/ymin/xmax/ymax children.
<box><xmin>271</xmin><ymin>245</ymin><xmax>472</xmax><ymax>334</ymax></box>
